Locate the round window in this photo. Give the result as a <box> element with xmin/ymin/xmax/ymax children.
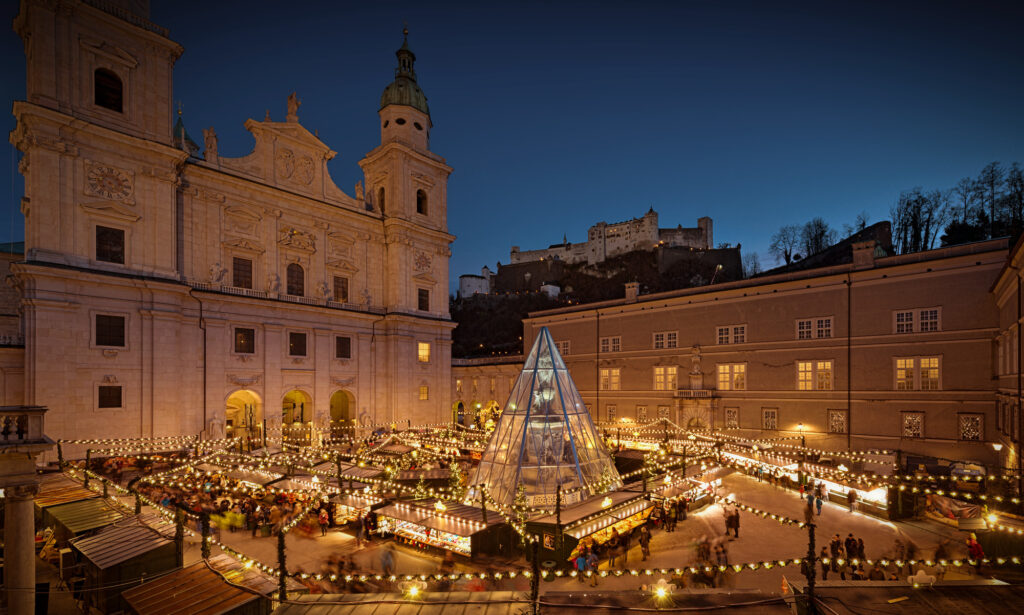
<box><xmin>414</xmin><ymin>122</ymin><xmax>423</xmax><ymax>131</ymax></box>
<box><xmin>383</xmin><ymin>120</ymin><xmax>389</xmax><ymax>128</ymax></box>
<box><xmin>395</xmin><ymin>118</ymin><xmax>407</xmax><ymax>125</ymax></box>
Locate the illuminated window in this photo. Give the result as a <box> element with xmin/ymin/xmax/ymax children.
<box><xmin>418</xmin><ymin>342</ymin><xmax>431</xmax><ymax>363</ymax></box>
<box><xmin>816</xmin><ymin>360</ymin><xmax>833</xmax><ymax>390</ymax></box>
<box><xmin>762</xmin><ymin>408</ymin><xmax>777</xmax><ymax>430</ymax></box>
<box><xmin>600</xmin><ymin>336</ymin><xmax>621</xmax><ymax>353</ymax></box>
<box><xmin>717</xmin><ymin>364</ymin><xmax>746</xmax><ymax>391</ymax></box>
<box><xmin>654</xmin><ymin>366</ymin><xmax>677</xmax><ymax>390</ymax></box>
<box><xmin>419</xmin><ymin>385</ymin><xmax>429</xmax><ymax>401</ymax></box>
<box><xmin>606</xmin><ymin>405</ymin><xmax>617</xmax><ymax>421</ymax></box>
<box><xmin>959</xmin><ymin>414</ymin><xmax>982</xmax><ymax>441</ymax></box>
<box><xmin>896</xmin><ymin>358</ymin><xmax>915</xmax><ymax>390</ymax></box>
<box><xmin>333</xmin><ymin>276</ymin><xmax>349</xmax><ymax>303</ymax></box>
<box><xmin>234</xmin><ymin>328</ymin><xmax>255</xmax><ymax>354</ymax></box>
<box><xmin>456</xmin><ymin>379</ymin><xmax>463</xmax><ymax>394</ymax></box>
<box><xmin>828</xmin><ymin>409</ymin><xmax>848</xmax><ymax>434</ymax></box>
<box><xmin>600</xmin><ymin>368</ymin><xmax>621</xmax><ymax>391</ymax></box>
<box><xmin>797</xmin><ymin>361</ymin><xmax>813</xmax><ymax>391</ymax></box>
<box><xmin>902</xmin><ymin>412</ymin><xmax>924</xmax><ymax>438</ymax></box>
<box><xmin>920</xmin><ymin>357</ymin><xmax>939</xmax><ymax>390</ymax></box>
<box><xmin>895</xmin><ymin>356</ymin><xmax>940</xmax><ymax>390</ymax></box>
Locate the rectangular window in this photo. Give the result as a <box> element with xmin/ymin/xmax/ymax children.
<box><xmin>232</xmin><ymin>257</ymin><xmax>253</xmax><ymax>289</ymax></box>
<box><xmin>288</xmin><ymin>332</ymin><xmax>307</xmax><ymax>357</ymax></box>
<box><xmin>725</xmin><ymin>407</ymin><xmax>739</xmax><ymax>429</ymax></box>
<box><xmin>762</xmin><ymin>408</ymin><xmax>778</xmax><ymax>430</ymax></box>
<box><xmin>797</xmin><ymin>317</ymin><xmax>832</xmax><ymax>339</ymax></box>
<box><xmin>654</xmin><ymin>366</ymin><xmax>677</xmax><ymax>391</ymax></box>
<box><xmin>600</xmin><ymin>368</ymin><xmax>621</xmax><ymax>391</ymax></box>
<box><xmin>419</xmin><ymin>385</ymin><xmax>429</xmax><ymax>401</ymax></box>
<box><xmin>816</xmin><ymin>360</ymin><xmax>833</xmax><ymax>390</ymax></box>
<box><xmin>717</xmin><ymin>325</ymin><xmax>746</xmax><ymax>344</ymax></box>
<box><xmin>95</xmin><ymin>314</ymin><xmax>126</xmax><ymax>347</ymax></box>
<box><xmin>816</xmin><ymin>318</ymin><xmax>832</xmax><ymax>339</ymax></box>
<box><xmin>895</xmin><ymin>356</ymin><xmax>941</xmax><ymax>391</ymax></box>
<box><xmin>98</xmin><ymin>385</ymin><xmax>123</xmax><ymax>409</ymax></box>
<box><xmin>717</xmin><ymin>364</ymin><xmax>746</xmax><ymax>391</ymax></box>
<box><xmin>418</xmin><ymin>288</ymin><xmax>430</xmax><ymax>311</ymax></box>
<box><xmin>797</xmin><ymin>320</ymin><xmax>813</xmax><ymax>340</ymax></box>
<box><xmin>959</xmin><ymin>414</ymin><xmax>982</xmax><ymax>441</ymax></box>
<box><xmin>333</xmin><ymin>276</ymin><xmax>349</xmax><ymax>303</ymax></box>
<box><xmin>600</xmin><ymin>336</ymin><xmax>621</xmax><ymax>353</ymax></box>
<box><xmin>335</xmin><ymin>336</ymin><xmax>351</xmax><ymax>359</ymax></box>
<box><xmin>658</xmin><ymin>406</ymin><xmax>671</xmax><ymax>419</ymax></box>
<box><xmin>828</xmin><ymin>409</ymin><xmax>848</xmax><ymax>434</ymax></box>
<box><xmin>555</xmin><ymin>340</ymin><xmax>570</xmax><ymax>356</ymax></box>
<box><xmin>234</xmin><ymin>327</ymin><xmax>255</xmax><ymax>354</ymax></box>
<box><xmin>96</xmin><ymin>225</ymin><xmax>125</xmax><ymax>264</ymax></box>
<box><xmin>456</xmin><ymin>379</ymin><xmax>463</xmax><ymax>394</ymax></box>
<box><xmin>418</xmin><ymin>342</ymin><xmax>431</xmax><ymax>363</ymax></box>
<box><xmin>902</xmin><ymin>412</ymin><xmax>924</xmax><ymax>438</ymax></box>
<box><xmin>797</xmin><ymin>361</ymin><xmax>813</xmax><ymax>391</ymax></box>
<box><xmin>920</xmin><ymin>309</ymin><xmax>939</xmax><ymax>332</ymax></box>
<box><xmin>895</xmin><ymin>311</ymin><xmax>914</xmax><ymax>333</ymax></box>
<box><xmin>606</xmin><ymin>404</ymin><xmax>617</xmax><ymax>421</ymax></box>
<box><xmin>636</xmin><ymin>405</ymin><xmax>648</xmax><ymax>421</ymax></box>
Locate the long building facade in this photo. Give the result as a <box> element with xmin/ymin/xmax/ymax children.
<box><xmin>6</xmin><ymin>0</ymin><xmax>454</xmax><ymax>443</ymax></box>
<box><xmin>455</xmin><ymin>238</ymin><xmax>1009</xmax><ymax>467</ymax></box>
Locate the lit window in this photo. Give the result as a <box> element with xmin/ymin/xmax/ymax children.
<box><xmin>717</xmin><ymin>364</ymin><xmax>746</xmax><ymax>391</ymax></box>
<box><xmin>762</xmin><ymin>408</ymin><xmax>777</xmax><ymax>430</ymax></box>
<box><xmin>816</xmin><ymin>360</ymin><xmax>833</xmax><ymax>390</ymax></box>
<box><xmin>902</xmin><ymin>412</ymin><xmax>924</xmax><ymax>438</ymax></box>
<box><xmin>896</xmin><ymin>358</ymin><xmax>915</xmax><ymax>390</ymax></box>
<box><xmin>895</xmin><ymin>356</ymin><xmax>940</xmax><ymax>391</ymax></box>
<box><xmin>456</xmin><ymin>379</ymin><xmax>463</xmax><ymax>394</ymax></box>
<box><xmin>920</xmin><ymin>357</ymin><xmax>939</xmax><ymax>390</ymax></box>
<box><xmin>654</xmin><ymin>366</ymin><xmax>677</xmax><ymax>390</ymax></box>
<box><xmin>959</xmin><ymin>414</ymin><xmax>982</xmax><ymax>441</ymax></box>
<box><xmin>600</xmin><ymin>368</ymin><xmax>621</xmax><ymax>391</ymax></box>
<box><xmin>606</xmin><ymin>405</ymin><xmax>617</xmax><ymax>421</ymax></box>
<box><xmin>417</xmin><ymin>342</ymin><xmax>431</xmax><ymax>363</ymax></box>
<box><xmin>797</xmin><ymin>361</ymin><xmax>813</xmax><ymax>391</ymax></box>
<box><xmin>333</xmin><ymin>276</ymin><xmax>349</xmax><ymax>303</ymax></box>
<box><xmin>419</xmin><ymin>385</ymin><xmax>429</xmax><ymax>401</ymax></box>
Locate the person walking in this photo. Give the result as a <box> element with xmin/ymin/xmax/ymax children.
<box><xmin>967</xmin><ymin>536</ymin><xmax>985</xmax><ymax>575</ymax></box>
<box><xmin>318</xmin><ymin>507</ymin><xmax>329</xmax><ymax>537</ymax></box>
<box><xmin>731</xmin><ymin>510</ymin><xmax>740</xmax><ymax>538</ymax></box>
<box><xmin>819</xmin><ymin>547</ymin><xmax>830</xmax><ymax>581</ymax></box>
<box><xmin>847</xmin><ymin>489</ymin><xmax>857</xmax><ymax>513</ymax></box>
<box><xmin>639</xmin><ymin>525</ymin><xmax>652</xmax><ymax>561</ymax></box>
<box><xmin>587</xmin><ymin>549</ymin><xmax>600</xmax><ymax>587</ymax></box>
<box><xmin>607</xmin><ymin>528</ymin><xmax>620</xmax><ymax>567</ymax></box>
<box><xmin>575</xmin><ymin>549</ymin><xmax>588</xmax><ymax>583</ymax></box>
<box><xmin>857</xmin><ymin>538</ymin><xmax>866</xmax><ymax>561</ymax></box>
<box><xmin>815</xmin><ymin>494</ymin><xmax>823</xmax><ymax>516</ymax></box>
<box><xmin>845</xmin><ymin>534</ymin><xmax>857</xmax><ymax>561</ymax></box>
<box><xmin>381</xmin><ymin>545</ymin><xmax>395</xmax><ymax>577</ymax></box>
<box><xmin>829</xmin><ymin>535</ymin><xmax>841</xmax><ymax>573</ymax></box>
<box><xmin>681</xmin><ymin>498</ymin><xmax>689</xmax><ymax>521</ymax></box>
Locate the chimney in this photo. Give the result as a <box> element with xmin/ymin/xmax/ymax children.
<box><xmin>625</xmin><ymin>282</ymin><xmax>640</xmax><ymax>303</ymax></box>
<box><xmin>852</xmin><ymin>240</ymin><xmax>878</xmax><ymax>269</ymax></box>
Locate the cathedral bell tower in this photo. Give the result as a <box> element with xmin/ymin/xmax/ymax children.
<box><xmin>359</xmin><ymin>29</ymin><xmax>452</xmax><ymax>315</ymax></box>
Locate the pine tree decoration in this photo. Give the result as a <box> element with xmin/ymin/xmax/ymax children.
<box><xmin>513</xmin><ymin>483</ymin><xmax>528</xmax><ymax>546</ymax></box>
<box><xmin>414</xmin><ymin>476</ymin><xmax>428</xmax><ymax>500</ymax></box>
<box><xmin>448</xmin><ymin>461</ymin><xmax>465</xmax><ymax>500</ymax></box>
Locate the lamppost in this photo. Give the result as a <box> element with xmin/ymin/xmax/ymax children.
<box><xmin>798</xmin><ymin>423</ymin><xmax>806</xmax><ymax>487</ymax></box>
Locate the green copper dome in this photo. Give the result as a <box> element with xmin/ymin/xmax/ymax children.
<box><xmin>379</xmin><ymin>30</ymin><xmax>430</xmax><ymax>116</ymax></box>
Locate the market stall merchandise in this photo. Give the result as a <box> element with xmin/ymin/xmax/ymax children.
<box><xmin>527</xmin><ymin>490</ymin><xmax>652</xmax><ymax>562</ymax></box>
<box><xmin>330</xmin><ymin>493</ymin><xmax>384</xmax><ymax>525</ymax></box>
<box><xmin>375</xmin><ymin>499</ymin><xmax>506</xmax><ymax>557</ymax></box>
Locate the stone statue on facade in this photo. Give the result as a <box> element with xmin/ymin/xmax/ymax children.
<box><xmin>690</xmin><ymin>344</ymin><xmax>702</xmax><ymax>375</ymax></box>
<box><xmin>203</xmin><ymin>127</ymin><xmax>218</xmax><ymax>162</ymax></box>
<box><xmin>317</xmin><ymin>281</ymin><xmax>330</xmax><ymax>300</ymax></box>
<box><xmin>209</xmin><ymin>261</ymin><xmax>227</xmax><ymax>284</ymax></box>
<box><xmin>268</xmin><ymin>273</ymin><xmax>281</xmax><ymax>293</ymax></box>
<box><xmin>286</xmin><ymin>92</ymin><xmax>301</xmax><ymax>122</ymax></box>
<box><xmin>354</xmin><ymin>180</ymin><xmax>364</xmax><ymax>201</ymax></box>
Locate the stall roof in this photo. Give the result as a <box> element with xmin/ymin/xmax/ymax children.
<box><xmin>222</xmin><ymin>468</ymin><xmax>282</xmax><ymax>486</ymax></box>
<box><xmin>122</xmin><ymin>556</ymin><xmax>263</xmax><ymax>615</ymax></box>
<box><xmin>531</xmin><ymin>490</ymin><xmax>643</xmax><ymax>527</ymax></box>
<box><xmin>375</xmin><ymin>503</ymin><xmax>428</xmax><ymax>525</ymax></box>
<box><xmin>396</xmin><ymin>468</ymin><xmax>450</xmax><ymax>481</ymax></box>
<box><xmin>566</xmin><ymin>498</ymin><xmax>653</xmax><ymax>539</ymax></box>
<box><xmin>274</xmin><ymin>592</ymin><xmax>530</xmax><ymax>615</ymax></box>
<box><xmin>70</xmin><ymin>516</ymin><xmax>173</xmax><ymax>570</ymax></box>
<box><xmin>420</xmin><ymin>515</ymin><xmax>487</xmax><ymax>537</ymax></box>
<box><xmin>47</xmin><ymin>498</ymin><xmax>125</xmax><ymax>534</ymax></box>
<box><xmin>414</xmin><ymin>499</ymin><xmax>501</xmax><ymax>527</ymax></box>
<box><xmin>192</xmin><ymin>463</ymin><xmax>223</xmax><ymax>474</ymax></box>
<box><xmin>330</xmin><ymin>494</ymin><xmax>383</xmax><ymax>509</ymax></box>
<box><xmin>378</xmin><ymin>443</ymin><xmax>414</xmax><ymax>455</ymax></box>
<box><xmin>34</xmin><ymin>473</ymin><xmax>99</xmax><ymax>509</ymax></box>
<box><xmin>329</xmin><ymin>462</ymin><xmax>384</xmax><ymax>480</ymax></box>
<box><xmin>266</xmin><ymin>476</ymin><xmax>321</xmax><ymax>491</ymax></box>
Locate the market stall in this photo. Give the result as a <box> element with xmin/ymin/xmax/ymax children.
<box><xmin>43</xmin><ymin>498</ymin><xmax>126</xmax><ymax>543</ymax></box>
<box><xmin>375</xmin><ymin>499</ymin><xmax>506</xmax><ymax>557</ymax></box>
<box><xmin>527</xmin><ymin>490</ymin><xmax>653</xmax><ymax>563</ymax></box>
<box><xmin>330</xmin><ymin>493</ymin><xmax>384</xmax><ymax>525</ymax></box>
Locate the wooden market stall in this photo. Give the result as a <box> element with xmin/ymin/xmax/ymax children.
<box><xmin>375</xmin><ymin>498</ymin><xmax>507</xmax><ymax>558</ymax></box>
<box><xmin>68</xmin><ymin>516</ymin><xmax>177</xmax><ymax>613</ymax></box>
<box><xmin>42</xmin><ymin>498</ymin><xmax>126</xmax><ymax>543</ymax></box>
<box><xmin>527</xmin><ymin>490</ymin><xmax>653</xmax><ymax>563</ymax></box>
<box><xmin>329</xmin><ymin>493</ymin><xmax>384</xmax><ymax>525</ymax></box>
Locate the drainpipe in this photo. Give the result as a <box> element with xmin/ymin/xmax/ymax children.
<box><xmin>847</xmin><ymin>274</ymin><xmax>852</xmax><ymax>450</ymax></box>
<box><xmin>1017</xmin><ymin>271</ymin><xmax>1022</xmax><ymax>496</ymax></box>
<box><xmin>189</xmin><ymin>289</ymin><xmax>208</xmax><ymax>435</ymax></box>
<box><xmin>595</xmin><ymin>310</ymin><xmax>600</xmax><ymax>422</ymax></box>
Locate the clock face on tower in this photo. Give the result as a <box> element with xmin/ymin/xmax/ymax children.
<box><xmin>87</xmin><ymin>165</ymin><xmax>133</xmax><ymax>200</ymax></box>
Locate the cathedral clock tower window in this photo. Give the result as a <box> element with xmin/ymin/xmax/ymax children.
<box><xmin>416</xmin><ymin>189</ymin><xmax>428</xmax><ymax>215</ymax></box>
<box><xmin>96</xmin><ymin>226</ymin><xmax>125</xmax><ymax>264</ymax></box>
<box><xmin>94</xmin><ymin>68</ymin><xmax>123</xmax><ymax>113</ymax></box>
<box><xmin>418</xmin><ymin>288</ymin><xmax>430</xmax><ymax>311</ymax></box>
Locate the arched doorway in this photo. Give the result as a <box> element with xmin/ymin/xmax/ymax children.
<box><xmin>282</xmin><ymin>389</ymin><xmax>312</xmax><ymax>424</ymax></box>
<box><xmin>330</xmin><ymin>390</ymin><xmax>354</xmax><ymax>439</ymax></box>
<box><xmin>226</xmin><ymin>390</ymin><xmax>262</xmax><ymax>447</ymax></box>
<box><xmin>453</xmin><ymin>401</ymin><xmax>465</xmax><ymax>426</ymax></box>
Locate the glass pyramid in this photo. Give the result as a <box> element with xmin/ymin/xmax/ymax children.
<box><xmin>467</xmin><ymin>327</ymin><xmax>622</xmax><ymax>509</ymax></box>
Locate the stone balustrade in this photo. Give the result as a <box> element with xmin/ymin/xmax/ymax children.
<box><xmin>0</xmin><ymin>405</ymin><xmax>48</xmax><ymax>445</ymax></box>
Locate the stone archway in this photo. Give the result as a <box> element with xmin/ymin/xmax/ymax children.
<box><xmin>330</xmin><ymin>390</ymin><xmax>355</xmax><ymax>438</ymax></box>
<box><xmin>226</xmin><ymin>389</ymin><xmax>263</xmax><ymax>445</ymax></box>
<box><xmin>453</xmin><ymin>401</ymin><xmax>466</xmax><ymax>426</ymax></box>
<box><xmin>282</xmin><ymin>389</ymin><xmax>312</xmax><ymax>424</ymax></box>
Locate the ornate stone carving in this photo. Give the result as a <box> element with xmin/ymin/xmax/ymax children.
<box><xmin>332</xmin><ymin>376</ymin><xmax>356</xmax><ymax>387</ymax></box>
<box><xmin>209</xmin><ymin>262</ymin><xmax>228</xmax><ymax>284</ymax></box>
<box><xmin>102</xmin><ymin>349</ymin><xmax>118</xmax><ymax>358</ymax></box>
<box><xmin>102</xmin><ymin>375</ymin><xmax>118</xmax><ymax>383</ymax></box>
<box><xmin>227</xmin><ymin>373</ymin><xmax>261</xmax><ymax>386</ymax></box>
<box><xmin>268</xmin><ymin>274</ymin><xmax>281</xmax><ymax>293</ymax></box>
<box><xmin>354</xmin><ymin>180</ymin><xmax>364</xmax><ymax>200</ymax></box>
<box><xmin>413</xmin><ymin>252</ymin><xmax>432</xmax><ymax>272</ymax></box>
<box><xmin>316</xmin><ymin>281</ymin><xmax>330</xmax><ymax>300</ymax></box>
<box><xmin>279</xmin><ymin>227</ymin><xmax>316</xmax><ymax>251</ymax></box>
<box><xmin>296</xmin><ymin>156</ymin><xmax>315</xmax><ymax>185</ymax></box>
<box><xmin>222</xmin><ymin>238</ymin><xmax>265</xmax><ymax>253</ymax></box>
<box><xmin>275</xmin><ymin>148</ymin><xmax>295</xmax><ymax>179</ymax></box>
<box><xmin>286</xmin><ymin>92</ymin><xmax>301</xmax><ymax>122</ymax></box>
<box><xmin>690</xmin><ymin>344</ymin><xmax>702</xmax><ymax>375</ymax></box>
<box><xmin>203</xmin><ymin>127</ymin><xmax>218</xmax><ymax>162</ymax></box>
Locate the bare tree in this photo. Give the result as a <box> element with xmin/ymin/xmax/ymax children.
<box><xmin>800</xmin><ymin>218</ymin><xmax>837</xmax><ymax>257</ymax></box>
<box><xmin>769</xmin><ymin>225</ymin><xmax>801</xmax><ymax>265</ymax></box>
<box><xmin>1006</xmin><ymin>162</ymin><xmax>1024</xmax><ymax>229</ymax></box>
<box><xmin>978</xmin><ymin>162</ymin><xmax>1005</xmax><ymax>238</ymax></box>
<box><xmin>742</xmin><ymin>252</ymin><xmax>762</xmax><ymax>278</ymax></box>
<box><xmin>842</xmin><ymin>211</ymin><xmax>870</xmax><ymax>237</ymax></box>
<box><xmin>952</xmin><ymin>177</ymin><xmax>980</xmax><ymax>224</ymax></box>
<box><xmin>891</xmin><ymin>188</ymin><xmax>950</xmax><ymax>254</ymax></box>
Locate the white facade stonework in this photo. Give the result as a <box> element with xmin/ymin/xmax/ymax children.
<box><xmin>8</xmin><ymin>0</ymin><xmax>454</xmax><ymax>443</ymax></box>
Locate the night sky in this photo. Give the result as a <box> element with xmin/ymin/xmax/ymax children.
<box><xmin>2</xmin><ymin>1</ymin><xmax>1023</xmax><ymax>290</ymax></box>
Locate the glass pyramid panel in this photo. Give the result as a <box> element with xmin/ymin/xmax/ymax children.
<box><xmin>468</xmin><ymin>327</ymin><xmax>622</xmax><ymax>509</ymax></box>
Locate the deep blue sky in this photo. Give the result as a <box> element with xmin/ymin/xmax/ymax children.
<box><xmin>3</xmin><ymin>1</ymin><xmax>1023</xmax><ymax>290</ymax></box>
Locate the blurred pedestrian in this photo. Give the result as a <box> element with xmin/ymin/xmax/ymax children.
<box><xmin>639</xmin><ymin>526</ymin><xmax>652</xmax><ymax>561</ymax></box>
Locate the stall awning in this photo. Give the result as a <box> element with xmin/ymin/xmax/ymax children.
<box><xmin>531</xmin><ymin>490</ymin><xmax>642</xmax><ymax>527</ymax></box>
<box><xmin>396</xmin><ymin>468</ymin><xmax>450</xmax><ymax>481</ymax></box>
<box><xmin>330</xmin><ymin>494</ymin><xmax>382</xmax><ymax>509</ymax></box>
<box><xmin>34</xmin><ymin>474</ymin><xmax>99</xmax><ymax>509</ymax></box>
<box><xmin>222</xmin><ymin>468</ymin><xmax>282</xmax><ymax>486</ymax></box>
<box><xmin>266</xmin><ymin>476</ymin><xmax>321</xmax><ymax>491</ymax></box>
<box><xmin>47</xmin><ymin>499</ymin><xmax>125</xmax><ymax>534</ymax></box>
<box><xmin>70</xmin><ymin>517</ymin><xmax>172</xmax><ymax>570</ymax></box>
<box><xmin>420</xmin><ymin>515</ymin><xmax>486</xmax><ymax>537</ymax></box>
<box><xmin>273</xmin><ymin>592</ymin><xmax>531</xmax><ymax>615</ymax></box>
<box><xmin>566</xmin><ymin>498</ymin><xmax>654</xmax><ymax>539</ymax></box>
<box><xmin>122</xmin><ymin>556</ymin><xmax>260</xmax><ymax>615</ymax></box>
<box><xmin>375</xmin><ymin>503</ymin><xmax>428</xmax><ymax>525</ymax></box>
<box><xmin>379</xmin><ymin>444</ymin><xmax>414</xmax><ymax>455</ymax></box>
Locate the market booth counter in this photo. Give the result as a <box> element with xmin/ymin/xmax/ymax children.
<box><xmin>68</xmin><ymin>516</ymin><xmax>177</xmax><ymax>613</ymax></box>
<box><xmin>330</xmin><ymin>492</ymin><xmax>384</xmax><ymax>525</ymax></box>
<box><xmin>527</xmin><ymin>490</ymin><xmax>653</xmax><ymax>564</ymax></box>
<box><xmin>376</xmin><ymin>498</ymin><xmax>507</xmax><ymax>557</ymax></box>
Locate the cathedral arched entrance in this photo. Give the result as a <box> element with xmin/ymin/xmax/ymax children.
<box><xmin>330</xmin><ymin>390</ymin><xmax>355</xmax><ymax>439</ymax></box>
<box><xmin>453</xmin><ymin>401</ymin><xmax>465</xmax><ymax>426</ymax></box>
<box><xmin>225</xmin><ymin>390</ymin><xmax>262</xmax><ymax>447</ymax></box>
<box><xmin>282</xmin><ymin>389</ymin><xmax>312</xmax><ymax>445</ymax></box>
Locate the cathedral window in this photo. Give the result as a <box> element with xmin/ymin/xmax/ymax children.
<box><xmin>96</xmin><ymin>225</ymin><xmax>125</xmax><ymax>264</ymax></box>
<box><xmin>98</xmin><ymin>385</ymin><xmax>123</xmax><ymax>409</ymax></box>
<box><xmin>234</xmin><ymin>328</ymin><xmax>255</xmax><ymax>354</ymax></box>
<box><xmin>335</xmin><ymin>336</ymin><xmax>352</xmax><ymax>359</ymax></box>
<box><xmin>232</xmin><ymin>257</ymin><xmax>253</xmax><ymax>289</ymax></box>
<box><xmin>94</xmin><ymin>68</ymin><xmax>123</xmax><ymax>113</ymax></box>
<box><xmin>418</xmin><ymin>288</ymin><xmax>430</xmax><ymax>311</ymax></box>
<box><xmin>416</xmin><ymin>189</ymin><xmax>428</xmax><ymax>215</ymax></box>
<box><xmin>286</xmin><ymin>263</ymin><xmax>304</xmax><ymax>296</ymax></box>
<box><xmin>288</xmin><ymin>332</ymin><xmax>307</xmax><ymax>357</ymax></box>
<box><xmin>333</xmin><ymin>276</ymin><xmax>349</xmax><ymax>303</ymax></box>
<box><xmin>95</xmin><ymin>314</ymin><xmax>126</xmax><ymax>347</ymax></box>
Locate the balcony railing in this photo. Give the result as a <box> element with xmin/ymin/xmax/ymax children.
<box><xmin>0</xmin><ymin>334</ymin><xmax>25</xmax><ymax>346</ymax></box>
<box><xmin>676</xmin><ymin>389</ymin><xmax>713</xmax><ymax>398</ymax></box>
<box><xmin>0</xmin><ymin>406</ymin><xmax>48</xmax><ymax>445</ymax></box>
<box><xmin>191</xmin><ymin>282</ymin><xmax>386</xmax><ymax>314</ymax></box>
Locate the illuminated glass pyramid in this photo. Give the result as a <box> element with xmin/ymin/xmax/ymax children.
<box><xmin>467</xmin><ymin>327</ymin><xmax>622</xmax><ymax>509</ymax></box>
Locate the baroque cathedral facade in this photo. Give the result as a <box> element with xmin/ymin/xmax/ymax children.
<box><xmin>6</xmin><ymin>0</ymin><xmax>455</xmax><ymax>443</ymax></box>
